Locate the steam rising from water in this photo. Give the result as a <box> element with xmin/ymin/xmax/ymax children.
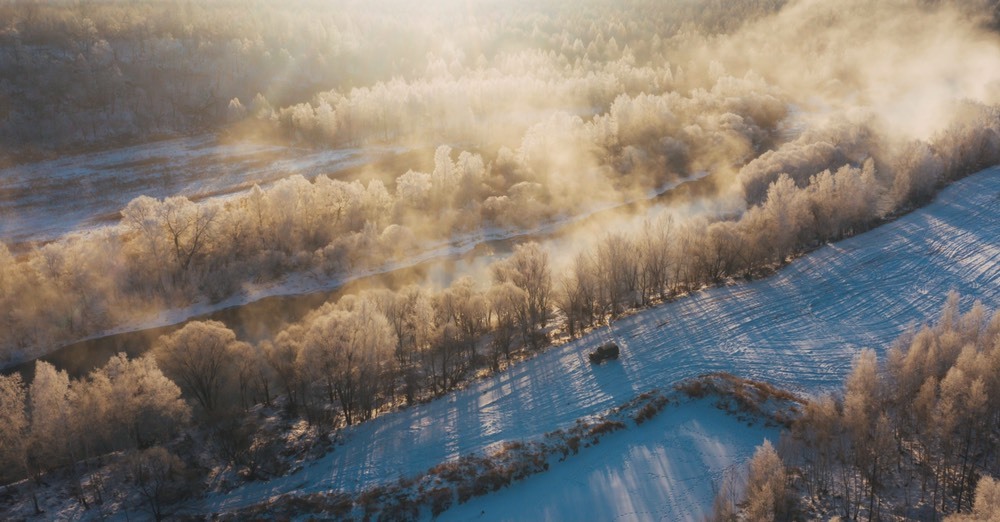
<box><xmin>706</xmin><ymin>0</ymin><xmax>1000</xmax><ymax>139</ymax></box>
<box><xmin>2</xmin><ymin>0</ymin><xmax>999</xmax><ymax>367</ymax></box>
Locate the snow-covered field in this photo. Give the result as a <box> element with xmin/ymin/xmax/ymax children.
<box><xmin>198</xmin><ymin>167</ymin><xmax>999</xmax><ymax>519</ymax></box>
<box><xmin>0</xmin><ymin>135</ymin><xmax>376</xmax><ymax>246</ymax></box>
<box><xmin>441</xmin><ymin>399</ymin><xmax>780</xmax><ymax>522</ymax></box>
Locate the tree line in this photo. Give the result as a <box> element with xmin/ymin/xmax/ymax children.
<box><xmin>0</xmin><ymin>0</ymin><xmax>784</xmax><ymax>157</ymax></box>
<box><xmin>4</xmin><ymin>0</ymin><xmax>1000</xmax><ymax>369</ymax></box>
<box><xmin>713</xmin><ymin>295</ymin><xmax>1000</xmax><ymax>521</ymax></box>
<box><xmin>4</xmin><ymin>126</ymin><xmax>999</xmax><ymax>507</ymax></box>
<box><xmin>0</xmin><ymin>355</ymin><xmax>189</xmax><ymax>515</ymax></box>
<box><xmin>0</xmin><ymin>72</ymin><xmax>789</xmax><ymax>366</ymax></box>
<box><xmin>2</xmin><ymin>92</ymin><xmax>998</xmax><ymax>511</ymax></box>
<box><xmin>4</xmin><ymin>82</ymin><xmax>999</xmax><ymax>368</ymax></box>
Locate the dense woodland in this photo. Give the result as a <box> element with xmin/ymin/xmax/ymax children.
<box><xmin>0</xmin><ymin>0</ymin><xmax>787</xmax><ymax>155</ymax></box>
<box><xmin>2</xmin><ymin>99</ymin><xmax>997</xmax><ymax>364</ymax></box>
<box><xmin>3</xmin><ymin>0</ymin><xmax>1000</xmax><ymax>366</ymax></box>
<box><xmin>714</xmin><ymin>296</ymin><xmax>1000</xmax><ymax>521</ymax></box>
<box><xmin>2</xmin><ymin>0</ymin><xmax>1000</xmax><ymax>519</ymax></box>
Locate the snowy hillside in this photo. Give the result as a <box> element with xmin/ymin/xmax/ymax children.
<box><xmin>197</xmin><ymin>166</ymin><xmax>999</xmax><ymax>519</ymax></box>
<box><xmin>440</xmin><ymin>398</ymin><xmax>781</xmax><ymax>522</ymax></box>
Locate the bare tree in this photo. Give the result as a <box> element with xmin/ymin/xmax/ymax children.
<box><xmin>373</xmin><ymin>285</ymin><xmax>434</xmax><ymax>404</ymax></box>
<box><xmin>263</xmin><ymin>333</ymin><xmax>309</xmax><ymax>419</ymax></box>
<box><xmin>487</xmin><ymin>281</ymin><xmax>527</xmax><ymax>370</ymax></box>
<box><xmin>426</xmin><ymin>322</ymin><xmax>466</xmax><ymax>394</ymax></box>
<box><xmin>0</xmin><ymin>374</ymin><xmax>40</xmax><ymax>513</ymax></box>
<box><xmin>710</xmin><ymin>466</ymin><xmax>741</xmax><ymax>522</ymax></box>
<box><xmin>297</xmin><ymin>300</ymin><xmax>395</xmax><ymax>426</ymax></box>
<box><xmin>492</xmin><ymin>242</ymin><xmax>552</xmax><ymax>336</ymax></box>
<box><xmin>744</xmin><ymin>439</ymin><xmax>788</xmax><ymax>521</ymax></box>
<box><xmin>595</xmin><ymin>233</ymin><xmax>640</xmax><ymax>315</ymax></box>
<box><xmin>97</xmin><ymin>353</ymin><xmax>190</xmax><ymax>448</ymax></box>
<box><xmin>438</xmin><ymin>277</ymin><xmax>489</xmax><ymax>359</ymax></box>
<box><xmin>124</xmin><ymin>447</ymin><xmax>188</xmax><ymax>522</ymax></box>
<box><xmin>556</xmin><ymin>251</ymin><xmax>601</xmax><ymax>336</ymax></box>
<box><xmin>637</xmin><ymin>218</ymin><xmax>672</xmax><ymax>304</ymax></box>
<box><xmin>153</xmin><ymin>320</ymin><xmax>242</xmax><ymax>414</ymax></box>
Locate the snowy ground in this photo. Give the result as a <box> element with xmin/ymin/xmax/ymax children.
<box><xmin>197</xmin><ymin>167</ymin><xmax>1000</xmax><ymax>519</ymax></box>
<box><xmin>441</xmin><ymin>399</ymin><xmax>780</xmax><ymax>522</ymax></box>
<box><xmin>0</xmin><ymin>135</ymin><xmax>378</xmax><ymax>247</ymax></box>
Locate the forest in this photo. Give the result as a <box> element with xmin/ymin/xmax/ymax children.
<box><xmin>2</xmin><ymin>0</ymin><xmax>1000</xmax><ymax>520</ymax></box>
<box><xmin>2</xmin><ymin>0</ymin><xmax>999</xmax><ymax>366</ymax></box>
<box><xmin>714</xmin><ymin>295</ymin><xmax>1000</xmax><ymax>521</ymax></box>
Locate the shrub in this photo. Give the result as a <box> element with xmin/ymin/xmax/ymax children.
<box><xmin>567</xmin><ymin>436</ymin><xmax>581</xmax><ymax>455</ymax></box>
<box><xmin>675</xmin><ymin>379</ymin><xmax>709</xmax><ymax>398</ymax></box>
<box><xmin>634</xmin><ymin>399</ymin><xmax>664</xmax><ymax>425</ymax></box>
<box><xmin>588</xmin><ymin>420</ymin><xmax>626</xmax><ymax>438</ymax></box>
<box><xmin>378</xmin><ymin>498</ymin><xmax>419</xmax><ymax>522</ymax></box>
<box><xmin>457</xmin><ymin>483</ymin><xmax>475</xmax><ymax>504</ymax></box>
<box><xmin>427</xmin><ymin>488</ymin><xmax>453</xmax><ymax>516</ymax></box>
<box><xmin>359</xmin><ymin>485</ymin><xmax>387</xmax><ymax>515</ymax></box>
<box><xmin>473</xmin><ymin>467</ymin><xmax>512</xmax><ymax>496</ymax></box>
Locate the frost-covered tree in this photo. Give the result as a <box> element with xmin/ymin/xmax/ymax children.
<box><xmin>226</xmin><ymin>97</ymin><xmax>247</xmax><ymax>122</ymax></box>
<box><xmin>154</xmin><ymin>320</ymin><xmax>244</xmax><ymax>414</ymax></box>
<box><xmin>971</xmin><ymin>476</ymin><xmax>1000</xmax><ymax>520</ymax></box>
<box><xmin>438</xmin><ymin>277</ymin><xmax>489</xmax><ymax>359</ymax></box>
<box><xmin>792</xmin><ymin>298</ymin><xmax>1000</xmax><ymax>519</ymax></box>
<box><xmin>370</xmin><ymin>285</ymin><xmax>434</xmax><ymax>404</ymax></box>
<box><xmin>487</xmin><ymin>281</ymin><xmax>528</xmax><ymax>370</ymax></box>
<box><xmin>759</xmin><ymin>174</ymin><xmax>813</xmax><ymax>264</ymax></box>
<box><xmin>297</xmin><ymin>299</ymin><xmax>395</xmax><ymax>425</ymax></box>
<box><xmin>124</xmin><ymin>447</ymin><xmax>189</xmax><ymax>522</ymax></box>
<box><xmin>0</xmin><ymin>374</ymin><xmax>29</xmax><ymax>485</ymax></box>
<box><xmin>122</xmin><ymin>195</ymin><xmax>220</xmax><ymax>281</ymax></box>
<box><xmin>744</xmin><ymin>439</ymin><xmax>788</xmax><ymax>521</ymax></box>
<box><xmin>28</xmin><ymin>361</ymin><xmax>76</xmax><ymax>472</ymax></box>
<box><xmin>492</xmin><ymin>242</ymin><xmax>552</xmax><ymax>340</ymax></box>
<box><xmin>97</xmin><ymin>353</ymin><xmax>190</xmax><ymax>448</ymax></box>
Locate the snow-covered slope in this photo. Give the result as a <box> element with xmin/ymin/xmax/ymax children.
<box><xmin>201</xmin><ymin>167</ymin><xmax>999</xmax><ymax>518</ymax></box>
<box><xmin>441</xmin><ymin>398</ymin><xmax>780</xmax><ymax>522</ymax></box>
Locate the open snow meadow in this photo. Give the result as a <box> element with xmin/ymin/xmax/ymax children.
<box><xmin>199</xmin><ymin>168</ymin><xmax>999</xmax><ymax>519</ymax></box>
